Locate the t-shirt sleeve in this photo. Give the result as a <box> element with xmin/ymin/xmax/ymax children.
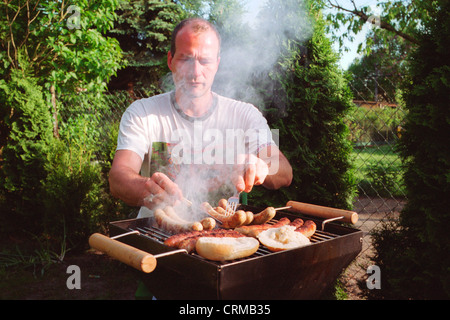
<box><xmin>116</xmin><ymin>101</ymin><xmax>150</xmax><ymax>161</ymax></box>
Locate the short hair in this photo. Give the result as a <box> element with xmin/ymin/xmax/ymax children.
<box><xmin>170</xmin><ymin>18</ymin><xmax>221</xmax><ymax>58</ymax></box>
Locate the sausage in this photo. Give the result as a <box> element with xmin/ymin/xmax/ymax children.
<box><xmin>164</xmin><ymin>229</ymin><xmax>244</xmax><ymax>248</ymax></box>
<box><xmin>154</xmin><ymin>209</ymin><xmax>203</xmax><ymax>234</ymax></box>
<box><xmin>177</xmin><ymin>229</ymin><xmax>246</xmax><ymax>253</ymax></box>
<box><xmin>295</xmin><ymin>220</ymin><xmax>316</xmax><ymax>238</ymax></box>
<box><xmin>164</xmin><ymin>230</ymin><xmax>203</xmax><ymax>247</ymax></box>
<box><xmin>235</xmin><ymin>217</ymin><xmax>291</xmax><ymax>237</ymax></box>
<box><xmin>250</xmin><ymin>207</ymin><xmax>276</xmax><ymax>225</ymax></box>
<box><xmin>218</xmin><ymin>198</ymin><xmax>228</xmax><ymax>209</ymax></box>
<box><xmin>164</xmin><ymin>206</ymin><xmax>189</xmax><ymax>223</ymax></box>
<box><xmin>215</xmin><ymin>207</ymin><xmax>247</xmax><ymax>228</ymax></box>
<box><xmin>164</xmin><ymin>229</ymin><xmax>246</xmax><ymax>253</ymax></box>
<box><xmin>244</xmin><ymin>211</ymin><xmax>254</xmax><ymax>225</ymax></box>
<box><xmin>289</xmin><ymin>218</ymin><xmax>304</xmax><ymax>228</ymax></box>
<box><xmin>201</xmin><ymin>202</ymin><xmax>247</xmax><ymax>229</ymax></box>
<box><xmin>200</xmin><ymin>217</ymin><xmax>216</xmax><ymax>230</ymax></box>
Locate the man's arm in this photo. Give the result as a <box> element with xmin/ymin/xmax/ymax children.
<box><xmin>260</xmin><ymin>145</ymin><xmax>293</xmax><ymax>190</ymax></box>
<box><xmin>109</xmin><ymin>150</ymin><xmax>183</xmax><ymax>209</ymax></box>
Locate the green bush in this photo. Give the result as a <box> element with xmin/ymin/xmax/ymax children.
<box><xmin>345</xmin><ymin>105</ymin><xmax>406</xmax><ymax>145</ymax></box>
<box><xmin>41</xmin><ymin>131</ymin><xmax>103</xmax><ymax>250</ymax></box>
<box><xmin>0</xmin><ymin>69</ymin><xmax>54</xmax><ymax>235</ymax></box>
<box><xmin>369</xmin><ymin>0</ymin><xmax>450</xmax><ymax>299</ymax></box>
<box><xmin>0</xmin><ymin>71</ymin><xmax>127</xmax><ymax>250</ymax></box>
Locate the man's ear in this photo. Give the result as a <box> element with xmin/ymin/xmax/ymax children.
<box><xmin>167</xmin><ymin>51</ymin><xmax>173</xmax><ymax>71</ymax></box>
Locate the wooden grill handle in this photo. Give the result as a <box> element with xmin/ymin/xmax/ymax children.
<box><xmin>286</xmin><ymin>201</ymin><xmax>358</xmax><ymax>225</ymax></box>
<box><xmin>89</xmin><ymin>233</ymin><xmax>157</xmax><ymax>273</ymax></box>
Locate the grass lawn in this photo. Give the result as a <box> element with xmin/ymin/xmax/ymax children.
<box><xmin>351</xmin><ymin>143</ymin><xmax>406</xmax><ymax>197</ymax></box>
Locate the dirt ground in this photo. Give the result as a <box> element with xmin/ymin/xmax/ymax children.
<box><xmin>1</xmin><ymin>196</ymin><xmax>404</xmax><ymax>300</ymax></box>
<box><xmin>339</xmin><ymin>196</ymin><xmax>405</xmax><ymax>300</ymax></box>
<box><xmin>1</xmin><ymin>249</ymin><xmax>139</xmax><ymax>300</ymax></box>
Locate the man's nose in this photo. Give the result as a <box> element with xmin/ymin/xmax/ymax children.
<box><xmin>190</xmin><ymin>59</ymin><xmax>202</xmax><ymax>78</ymax></box>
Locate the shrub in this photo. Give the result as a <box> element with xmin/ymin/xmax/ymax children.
<box><xmin>370</xmin><ymin>0</ymin><xmax>450</xmax><ymax>299</ymax></box>
<box><xmin>0</xmin><ymin>69</ymin><xmax>54</xmax><ymax>235</ymax></box>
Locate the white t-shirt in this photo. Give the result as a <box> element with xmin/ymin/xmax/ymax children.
<box><xmin>116</xmin><ymin>91</ymin><xmax>275</xmax><ymax>218</ymax></box>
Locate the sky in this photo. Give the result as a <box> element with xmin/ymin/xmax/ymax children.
<box><xmin>242</xmin><ymin>0</ymin><xmax>378</xmax><ymax>70</ymax></box>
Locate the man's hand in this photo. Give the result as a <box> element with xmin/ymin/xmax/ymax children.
<box><xmin>142</xmin><ymin>172</ymin><xmax>184</xmax><ymax>209</ymax></box>
<box><xmin>232</xmin><ymin>154</ymin><xmax>269</xmax><ymax>193</ymax></box>
<box><xmin>109</xmin><ymin>150</ymin><xmax>183</xmax><ymax>210</ymax></box>
<box><xmin>232</xmin><ymin>146</ymin><xmax>293</xmax><ymax>193</ymax></box>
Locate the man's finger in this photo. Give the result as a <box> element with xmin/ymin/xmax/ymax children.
<box><xmin>244</xmin><ymin>163</ymin><xmax>256</xmax><ymax>192</ymax></box>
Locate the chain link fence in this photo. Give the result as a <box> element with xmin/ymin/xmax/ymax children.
<box><xmin>341</xmin><ymin>76</ymin><xmax>407</xmax><ymax>298</ymax></box>
<box><xmin>57</xmin><ymin>77</ymin><xmax>407</xmax><ymax>299</ymax></box>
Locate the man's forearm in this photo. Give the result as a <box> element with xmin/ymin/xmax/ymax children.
<box><xmin>263</xmin><ymin>159</ymin><xmax>293</xmax><ymax>189</ymax></box>
<box><xmin>259</xmin><ymin>146</ymin><xmax>293</xmax><ymax>190</ymax></box>
<box><xmin>109</xmin><ymin>167</ymin><xmax>149</xmax><ymax>207</ymax></box>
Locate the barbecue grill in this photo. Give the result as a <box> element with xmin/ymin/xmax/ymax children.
<box><xmin>92</xmin><ymin>203</ymin><xmax>363</xmax><ymax>300</ymax></box>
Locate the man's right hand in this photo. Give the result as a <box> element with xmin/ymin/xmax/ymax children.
<box><xmin>142</xmin><ymin>172</ymin><xmax>184</xmax><ymax>209</ymax></box>
<box><xmin>109</xmin><ymin>150</ymin><xmax>183</xmax><ymax>210</ymax></box>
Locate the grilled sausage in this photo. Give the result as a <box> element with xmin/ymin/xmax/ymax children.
<box><xmin>295</xmin><ymin>220</ymin><xmax>316</xmax><ymax>238</ymax></box>
<box><xmin>177</xmin><ymin>230</ymin><xmax>246</xmax><ymax>253</ymax></box>
<box><xmin>201</xmin><ymin>202</ymin><xmax>247</xmax><ymax>229</ymax></box>
<box><xmin>154</xmin><ymin>209</ymin><xmax>203</xmax><ymax>234</ymax></box>
<box><xmin>200</xmin><ymin>217</ymin><xmax>216</xmax><ymax>230</ymax></box>
<box><xmin>235</xmin><ymin>217</ymin><xmax>291</xmax><ymax>237</ymax></box>
<box><xmin>250</xmin><ymin>207</ymin><xmax>276</xmax><ymax>225</ymax></box>
<box><xmin>164</xmin><ymin>230</ymin><xmax>203</xmax><ymax>247</ymax></box>
<box><xmin>218</xmin><ymin>198</ymin><xmax>228</xmax><ymax>209</ymax></box>
<box><xmin>289</xmin><ymin>218</ymin><xmax>304</xmax><ymax>228</ymax></box>
<box><xmin>163</xmin><ymin>206</ymin><xmax>188</xmax><ymax>223</ymax></box>
<box><xmin>244</xmin><ymin>211</ymin><xmax>254</xmax><ymax>225</ymax></box>
<box><xmin>165</xmin><ymin>229</ymin><xmax>246</xmax><ymax>253</ymax></box>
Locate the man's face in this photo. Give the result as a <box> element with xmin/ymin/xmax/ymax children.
<box><xmin>167</xmin><ymin>27</ymin><xmax>220</xmax><ymax>99</ymax></box>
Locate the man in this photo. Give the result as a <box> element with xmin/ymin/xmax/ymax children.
<box><xmin>109</xmin><ymin>18</ymin><xmax>292</xmax><ymax>218</ymax></box>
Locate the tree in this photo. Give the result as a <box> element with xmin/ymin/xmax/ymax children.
<box><xmin>347</xmin><ymin>29</ymin><xmax>409</xmax><ymax>102</ymax></box>
<box><xmin>0</xmin><ymin>0</ymin><xmax>123</xmax><ymax>243</ymax></box>
<box><xmin>322</xmin><ymin>0</ymin><xmax>438</xmax><ymax>49</ymax></box>
<box><xmin>1</xmin><ymin>0</ymin><xmax>123</xmax><ymax>94</ymax></box>
<box><xmin>106</xmin><ymin>0</ymin><xmax>184</xmax><ymax>91</ymax></box>
<box><xmin>369</xmin><ymin>0</ymin><xmax>450</xmax><ymax>299</ymax></box>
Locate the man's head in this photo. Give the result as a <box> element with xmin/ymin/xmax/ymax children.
<box><xmin>167</xmin><ymin>18</ymin><xmax>221</xmax><ymax>100</ymax></box>
<box><xmin>170</xmin><ymin>18</ymin><xmax>221</xmax><ymax>59</ymax></box>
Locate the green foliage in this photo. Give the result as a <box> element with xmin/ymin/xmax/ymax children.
<box><xmin>351</xmin><ymin>144</ymin><xmax>406</xmax><ymax>198</ymax></box>
<box><xmin>0</xmin><ymin>67</ymin><xmax>54</xmax><ymax>234</ymax></box>
<box><xmin>345</xmin><ymin>105</ymin><xmax>405</xmax><ymax>145</ymax></box>
<box><xmin>0</xmin><ymin>0</ymin><xmax>125</xmax><ymax>248</ymax></box>
<box><xmin>107</xmin><ymin>0</ymin><xmax>184</xmax><ymax>89</ymax></box>
<box><xmin>1</xmin><ymin>0</ymin><xmax>123</xmax><ymax>94</ymax></box>
<box><xmin>322</xmin><ymin>0</ymin><xmax>439</xmax><ymax>54</ymax></box>
<box><xmin>347</xmin><ymin>30</ymin><xmax>410</xmax><ymax>103</ymax></box>
<box><xmin>369</xmin><ymin>0</ymin><xmax>450</xmax><ymax>299</ymax></box>
<box><xmin>41</xmin><ymin>139</ymin><xmax>105</xmax><ymax>250</ymax></box>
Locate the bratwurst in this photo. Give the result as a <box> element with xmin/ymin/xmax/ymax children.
<box><xmin>201</xmin><ymin>202</ymin><xmax>247</xmax><ymax>229</ymax></box>
<box><xmin>154</xmin><ymin>208</ymin><xmax>203</xmax><ymax>233</ymax></box>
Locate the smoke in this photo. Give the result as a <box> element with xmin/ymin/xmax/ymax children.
<box><xmin>155</xmin><ymin>1</ymin><xmax>315</xmax><ymax>219</ymax></box>
<box><xmin>212</xmin><ymin>0</ymin><xmax>314</xmax><ymax>108</ymax></box>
